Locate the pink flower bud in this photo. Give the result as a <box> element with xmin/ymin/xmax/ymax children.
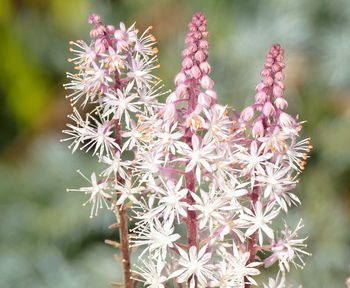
<box><xmin>198</xmin><ymin>92</ymin><xmax>212</xmax><ymax>107</ymax></box>
<box><xmin>200</xmin><ymin>75</ymin><xmax>214</xmax><ymax>90</ymax></box>
<box><xmin>185</xmin><ymin>36</ymin><xmax>193</xmax><ymax>45</ymax></box>
<box><xmin>199</xmin><ymin>61</ymin><xmax>211</xmax><ymax>74</ymax></box>
<box><xmin>199</xmin><ymin>39</ymin><xmax>209</xmax><ymax>49</ymax></box>
<box><xmin>189</xmin><ymin>24</ymin><xmax>197</xmax><ymax>32</ymax></box>
<box><xmin>263</xmin><ymin>101</ymin><xmax>275</xmax><ymax>117</ymax></box>
<box><xmin>190</xmin><ymin>65</ymin><xmax>201</xmax><ymax>79</ymax></box>
<box><xmin>266</xmin><ymin>56</ymin><xmax>274</xmax><ymax>64</ymax></box>
<box><xmin>255</xmin><ymin>91</ymin><xmax>268</xmax><ymax>103</ymax></box>
<box><xmin>194</xmin><ymin>104</ymin><xmax>204</xmax><ymax>114</ymax></box>
<box><xmin>114</xmin><ymin>30</ymin><xmax>125</xmax><ymax>41</ymax></box>
<box><xmin>272</xmin><ymin>63</ymin><xmax>282</xmax><ymax>72</ymax></box>
<box><xmin>195</xmin><ymin>50</ymin><xmax>206</xmax><ymax>62</ymax></box>
<box><xmin>163</xmin><ymin>103</ymin><xmax>177</xmax><ymax>123</ymax></box>
<box><xmin>263</xmin><ymin>254</ymin><xmax>278</xmax><ymax>268</ymax></box>
<box><xmin>189</xmin><ymin>43</ymin><xmax>198</xmax><ymax>53</ymax></box>
<box><xmin>198</xmin><ymin>25</ymin><xmax>206</xmax><ymax>32</ymax></box>
<box><xmin>195</xmin><ymin>20</ymin><xmax>202</xmax><ymax>27</ymax></box>
<box><xmin>94</xmin><ymin>38</ymin><xmax>106</xmax><ymax>53</ymax></box>
<box><xmin>193</xmin><ymin>31</ymin><xmax>202</xmax><ymax>40</ymax></box>
<box><xmin>273</xmin><ymin>85</ymin><xmax>284</xmax><ymax>98</ymax></box>
<box><xmin>90</xmin><ymin>28</ymin><xmax>99</xmax><ymax>38</ymax></box>
<box><xmin>182</xmin><ymin>48</ymin><xmax>192</xmax><ymax>57</ymax></box>
<box><xmin>263</xmin><ymin>76</ymin><xmax>274</xmax><ymax>86</ymax></box>
<box><xmin>260</xmin><ymin>68</ymin><xmax>271</xmax><ymax>77</ymax></box>
<box><xmin>255</xmin><ymin>82</ymin><xmax>266</xmax><ymax>92</ymax></box>
<box><xmin>174</xmin><ymin>72</ymin><xmax>186</xmax><ymax>85</ymax></box>
<box><xmin>274</xmin><ymin>97</ymin><xmax>288</xmax><ymax>110</ymax></box>
<box><xmin>279</xmin><ymin>112</ymin><xmax>296</xmax><ymax>127</ymax></box>
<box><xmin>275</xmin><ymin>71</ymin><xmax>284</xmax><ymax>81</ymax></box>
<box><xmin>240</xmin><ymin>106</ymin><xmax>254</xmax><ymax>121</ymax></box>
<box><xmin>175</xmin><ymin>83</ymin><xmax>187</xmax><ymax>97</ymax></box>
<box><xmin>106</xmin><ymin>25</ymin><xmax>115</xmax><ymax>33</ymax></box>
<box><xmin>97</xmin><ymin>26</ymin><xmax>106</xmax><ymax>36</ymax></box>
<box><xmin>88</xmin><ymin>13</ymin><xmax>100</xmax><ymax>24</ymax></box>
<box><xmin>182</xmin><ymin>57</ymin><xmax>193</xmax><ymax>69</ymax></box>
<box><xmin>205</xmin><ymin>89</ymin><xmax>217</xmax><ymax>101</ymax></box>
<box><xmin>252</xmin><ymin>120</ymin><xmax>264</xmax><ymax>137</ymax></box>
<box><xmin>275</xmin><ymin>81</ymin><xmax>285</xmax><ymax>90</ymax></box>
<box><xmin>166</xmin><ymin>92</ymin><xmax>178</xmax><ymax>103</ymax></box>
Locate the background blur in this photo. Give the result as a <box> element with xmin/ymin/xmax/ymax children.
<box><xmin>1</xmin><ymin>0</ymin><xmax>350</xmax><ymax>287</ymax></box>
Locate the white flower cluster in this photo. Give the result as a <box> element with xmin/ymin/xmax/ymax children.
<box><xmin>63</xmin><ymin>15</ymin><xmax>164</xmax><ymax>218</ymax></box>
<box><xmin>63</xmin><ymin>13</ymin><xmax>311</xmax><ymax>288</ymax></box>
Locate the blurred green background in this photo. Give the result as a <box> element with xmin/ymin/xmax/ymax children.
<box><xmin>1</xmin><ymin>0</ymin><xmax>350</xmax><ymax>287</ymax></box>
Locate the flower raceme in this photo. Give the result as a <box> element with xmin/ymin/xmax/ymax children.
<box><xmin>63</xmin><ymin>12</ymin><xmax>311</xmax><ymax>288</ymax></box>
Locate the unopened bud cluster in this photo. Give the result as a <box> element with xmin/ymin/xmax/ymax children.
<box><xmin>63</xmin><ymin>12</ymin><xmax>311</xmax><ymax>288</ymax></box>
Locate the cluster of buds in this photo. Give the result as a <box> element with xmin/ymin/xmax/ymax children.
<box><xmin>63</xmin><ymin>12</ymin><xmax>311</xmax><ymax>288</ymax></box>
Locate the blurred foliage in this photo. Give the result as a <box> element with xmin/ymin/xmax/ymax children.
<box><xmin>0</xmin><ymin>0</ymin><xmax>349</xmax><ymax>287</ymax></box>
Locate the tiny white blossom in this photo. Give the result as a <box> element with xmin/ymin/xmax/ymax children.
<box><xmin>213</xmin><ymin>246</ymin><xmax>261</xmax><ymax>288</ymax></box>
<box><xmin>203</xmin><ymin>105</ymin><xmax>232</xmax><ymax>142</ymax></box>
<box><xmin>191</xmin><ymin>187</ymin><xmax>228</xmax><ymax>232</ymax></box>
<box><xmin>103</xmin><ymin>83</ymin><xmax>141</xmax><ymax>127</ymax></box>
<box><xmin>256</xmin><ymin>164</ymin><xmax>298</xmax><ymax>211</ymax></box>
<box><xmin>155</xmin><ymin>123</ymin><xmax>187</xmax><ymax>159</ymax></box>
<box><xmin>179</xmin><ymin>134</ymin><xmax>217</xmax><ymax>183</ymax></box>
<box><xmin>265</xmin><ymin>219</ymin><xmax>310</xmax><ymax>272</ymax></box>
<box><xmin>171</xmin><ymin>245</ymin><xmax>213</xmax><ymax>288</ymax></box>
<box><xmin>262</xmin><ymin>272</ymin><xmax>286</xmax><ymax>288</ymax></box>
<box><xmin>152</xmin><ymin>177</ymin><xmax>189</xmax><ymax>222</ymax></box>
<box><xmin>64</xmin><ymin>63</ymin><xmax>112</xmax><ymax>106</ymax></box>
<box><xmin>133</xmin><ymin>257</ymin><xmax>168</xmax><ymax>288</ymax></box>
<box><xmin>115</xmin><ymin>178</ymin><xmax>144</xmax><ymax>206</ymax></box>
<box><xmin>241</xmin><ymin>201</ymin><xmax>280</xmax><ymax>246</ymax></box>
<box><xmin>127</xmin><ymin>55</ymin><xmax>159</xmax><ymax>89</ymax></box>
<box><xmin>100</xmin><ymin>151</ymin><xmax>128</xmax><ymax>179</ymax></box>
<box><xmin>67</xmin><ymin>171</ymin><xmax>111</xmax><ymax>218</ymax></box>
<box><xmin>101</xmin><ymin>46</ymin><xmax>126</xmax><ymax>72</ymax></box>
<box><xmin>68</xmin><ymin>40</ymin><xmax>96</xmax><ymax>69</ymax></box>
<box><xmin>236</xmin><ymin>140</ymin><xmax>273</xmax><ymax>181</ymax></box>
<box><xmin>132</xmin><ymin>215</ymin><xmax>180</xmax><ymax>259</ymax></box>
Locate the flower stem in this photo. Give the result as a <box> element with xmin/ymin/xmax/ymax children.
<box><xmin>185</xmin><ymin>84</ymin><xmax>199</xmax><ymax>287</ymax></box>
<box><xmin>245</xmin><ymin>186</ymin><xmax>259</xmax><ymax>288</ymax></box>
<box><xmin>116</xmin><ymin>205</ymin><xmax>133</xmax><ymax>287</ymax></box>
<box><xmin>114</xmin><ymin>122</ymin><xmax>134</xmax><ymax>288</ymax></box>
<box><xmin>185</xmin><ymin>170</ymin><xmax>197</xmax><ymax>247</ymax></box>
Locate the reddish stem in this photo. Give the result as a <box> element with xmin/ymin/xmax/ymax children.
<box><xmin>114</xmin><ymin>122</ymin><xmax>134</xmax><ymax>288</ymax></box>
<box><xmin>245</xmin><ymin>186</ymin><xmax>259</xmax><ymax>288</ymax></box>
<box><xmin>116</xmin><ymin>204</ymin><xmax>133</xmax><ymax>287</ymax></box>
<box><xmin>185</xmin><ymin>171</ymin><xmax>197</xmax><ymax>247</ymax></box>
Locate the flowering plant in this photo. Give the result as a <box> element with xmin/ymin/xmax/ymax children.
<box><xmin>63</xmin><ymin>12</ymin><xmax>311</xmax><ymax>288</ymax></box>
